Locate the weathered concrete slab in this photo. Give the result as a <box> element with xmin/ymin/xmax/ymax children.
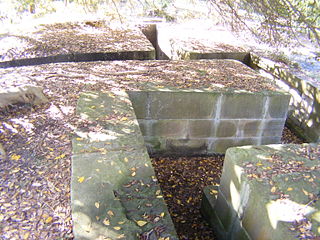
<box><xmin>202</xmin><ymin>143</ymin><xmax>320</xmax><ymax>240</ymax></box>
<box><xmin>157</xmin><ymin>23</ymin><xmax>249</xmax><ymax>62</ymax></box>
<box><xmin>250</xmin><ymin>53</ymin><xmax>320</xmax><ymax>142</ymax></box>
<box><xmin>0</xmin><ymin>21</ymin><xmax>155</xmax><ymax>68</ymax></box>
<box><xmin>0</xmin><ymin>59</ymin><xmax>278</xmax><ymax>94</ymax></box>
<box><xmin>72</xmin><ymin>91</ymin><xmax>178</xmax><ymax>239</ymax></box>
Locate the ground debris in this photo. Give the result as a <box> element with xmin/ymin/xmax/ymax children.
<box><xmin>151</xmin><ymin>155</ymin><xmax>224</xmax><ymax>240</ymax></box>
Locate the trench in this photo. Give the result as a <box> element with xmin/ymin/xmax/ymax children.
<box><xmin>127</xmin><ymin>90</ymin><xmax>304</xmax><ymax>239</ymax></box>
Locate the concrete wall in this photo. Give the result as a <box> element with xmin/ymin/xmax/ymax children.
<box><xmin>201</xmin><ymin>144</ymin><xmax>320</xmax><ymax>240</ymax></box>
<box><xmin>250</xmin><ymin>53</ymin><xmax>320</xmax><ymax>142</ymax></box>
<box><xmin>128</xmin><ymin>90</ymin><xmax>290</xmax><ymax>154</ymax></box>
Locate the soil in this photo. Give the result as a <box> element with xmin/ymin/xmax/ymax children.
<box><xmin>0</xmin><ymin>60</ymin><xmax>303</xmax><ymax>239</ymax></box>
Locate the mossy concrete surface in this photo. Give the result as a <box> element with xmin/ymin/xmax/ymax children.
<box><xmin>201</xmin><ymin>143</ymin><xmax>320</xmax><ymax>240</ymax></box>
<box><xmin>72</xmin><ymin>91</ymin><xmax>178</xmax><ymax>240</ymax></box>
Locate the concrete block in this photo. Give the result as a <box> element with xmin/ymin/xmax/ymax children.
<box><xmin>188</xmin><ymin>120</ymin><xmax>214</xmax><ymax>138</ymax></box>
<box><xmin>201</xmin><ymin>186</ymin><xmax>227</xmax><ymax>239</ymax></box>
<box><xmin>216</xmin><ymin>120</ymin><xmax>238</xmax><ymax>137</ymax></box>
<box><xmin>217</xmin><ymin>144</ymin><xmax>320</xmax><ymax>240</ymax></box>
<box><xmin>267</xmin><ymin>94</ymin><xmax>290</xmax><ymax>119</ymax></box>
<box><xmin>214</xmin><ymin>191</ymin><xmax>238</xmax><ymax>233</ymax></box>
<box><xmin>262</xmin><ymin>120</ymin><xmax>286</xmax><ymax>137</ymax></box>
<box><xmin>220</xmin><ymin>93</ymin><xmax>264</xmax><ymax>119</ymax></box>
<box><xmin>209</xmin><ymin>138</ymin><xmax>258</xmax><ymax>154</ymax></box>
<box><xmin>208</xmin><ymin>138</ymin><xmax>236</xmax><ymax>153</ymax></box>
<box><xmin>209</xmin><ymin>138</ymin><xmax>236</xmax><ymax>154</ymax></box>
<box><xmin>242</xmin><ymin>120</ymin><xmax>261</xmax><ymax>137</ymax></box>
<box><xmin>149</xmin><ymin>91</ymin><xmax>219</xmax><ymax>119</ymax></box>
<box><xmin>128</xmin><ymin>91</ymin><xmax>148</xmax><ymax>119</ymax></box>
<box><xmin>151</xmin><ymin>119</ymin><xmax>189</xmax><ymax>138</ymax></box>
<box><xmin>143</xmin><ymin>136</ymin><xmax>167</xmax><ymax>154</ymax></box>
<box><xmin>260</xmin><ymin>136</ymin><xmax>282</xmax><ymax>145</ymax></box>
<box><xmin>166</xmin><ymin>138</ymin><xmax>208</xmax><ymax>155</ymax></box>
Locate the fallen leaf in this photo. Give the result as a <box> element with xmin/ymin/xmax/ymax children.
<box><xmin>160</xmin><ymin>212</ymin><xmax>165</xmax><ymax>218</ymax></box>
<box><xmin>10</xmin><ymin>154</ymin><xmax>21</xmax><ymax>161</ymax></box>
<box><xmin>23</xmin><ymin>232</ymin><xmax>30</xmax><ymax>239</ymax></box>
<box><xmin>103</xmin><ymin>218</ymin><xmax>110</xmax><ymax>226</ymax></box>
<box><xmin>113</xmin><ymin>226</ymin><xmax>121</xmax><ymax>230</ymax></box>
<box><xmin>78</xmin><ymin>177</ymin><xmax>85</xmax><ymax>183</ymax></box>
<box><xmin>55</xmin><ymin>154</ymin><xmax>66</xmax><ymax>160</ymax></box>
<box><xmin>287</xmin><ymin>187</ymin><xmax>293</xmax><ymax>191</ymax></box>
<box><xmin>271</xmin><ymin>186</ymin><xmax>277</xmax><ymax>193</ymax></box>
<box><xmin>302</xmin><ymin>189</ymin><xmax>309</xmax><ymax>196</ymax></box>
<box><xmin>210</xmin><ymin>189</ymin><xmax>218</xmax><ymax>195</ymax></box>
<box><xmin>95</xmin><ymin>202</ymin><xmax>100</xmax><ymax>208</ymax></box>
<box><xmin>124</xmin><ymin>157</ymin><xmax>128</xmax><ymax>162</ymax></box>
<box><xmin>136</xmin><ymin>220</ymin><xmax>147</xmax><ymax>227</ymax></box>
<box><xmin>45</xmin><ymin>216</ymin><xmax>53</xmax><ymax>223</ymax></box>
<box><xmin>107</xmin><ymin>210</ymin><xmax>114</xmax><ymax>217</ymax></box>
<box><xmin>11</xmin><ymin>167</ymin><xmax>20</xmax><ymax>173</ymax></box>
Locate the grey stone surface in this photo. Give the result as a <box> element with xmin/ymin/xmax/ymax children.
<box><xmin>262</xmin><ymin>120</ymin><xmax>286</xmax><ymax>137</ymax></box>
<box><xmin>0</xmin><ymin>85</ymin><xmax>48</xmax><ymax>109</ymax></box>
<box><xmin>242</xmin><ymin>120</ymin><xmax>261</xmax><ymax>137</ymax></box>
<box><xmin>207</xmin><ymin>144</ymin><xmax>320</xmax><ymax>240</ymax></box>
<box><xmin>166</xmin><ymin>138</ymin><xmax>208</xmax><ymax>155</ymax></box>
<box><xmin>201</xmin><ymin>185</ymin><xmax>251</xmax><ymax>240</ymax></box>
<box><xmin>250</xmin><ymin>53</ymin><xmax>320</xmax><ymax>142</ymax></box>
<box><xmin>72</xmin><ymin>91</ymin><xmax>178</xmax><ymax>239</ymax></box>
<box><xmin>267</xmin><ymin>94</ymin><xmax>291</xmax><ymax>118</ymax></box>
<box><xmin>188</xmin><ymin>119</ymin><xmax>214</xmax><ymax>138</ymax></box>
<box><xmin>149</xmin><ymin>91</ymin><xmax>219</xmax><ymax>119</ymax></box>
<box><xmin>220</xmin><ymin>93</ymin><xmax>265</xmax><ymax>119</ymax></box>
<box><xmin>127</xmin><ymin>91</ymin><xmax>148</xmax><ymax>119</ymax></box>
<box><xmin>216</xmin><ymin>120</ymin><xmax>237</xmax><ymax>138</ymax></box>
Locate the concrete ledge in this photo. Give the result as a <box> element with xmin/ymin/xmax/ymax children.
<box><xmin>71</xmin><ymin>91</ymin><xmax>178</xmax><ymax>239</ymax></box>
<box><xmin>0</xmin><ymin>21</ymin><xmax>155</xmax><ymax>68</ymax></box>
<box><xmin>202</xmin><ymin>144</ymin><xmax>320</xmax><ymax>239</ymax></box>
<box><xmin>0</xmin><ymin>51</ymin><xmax>155</xmax><ymax>68</ymax></box>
